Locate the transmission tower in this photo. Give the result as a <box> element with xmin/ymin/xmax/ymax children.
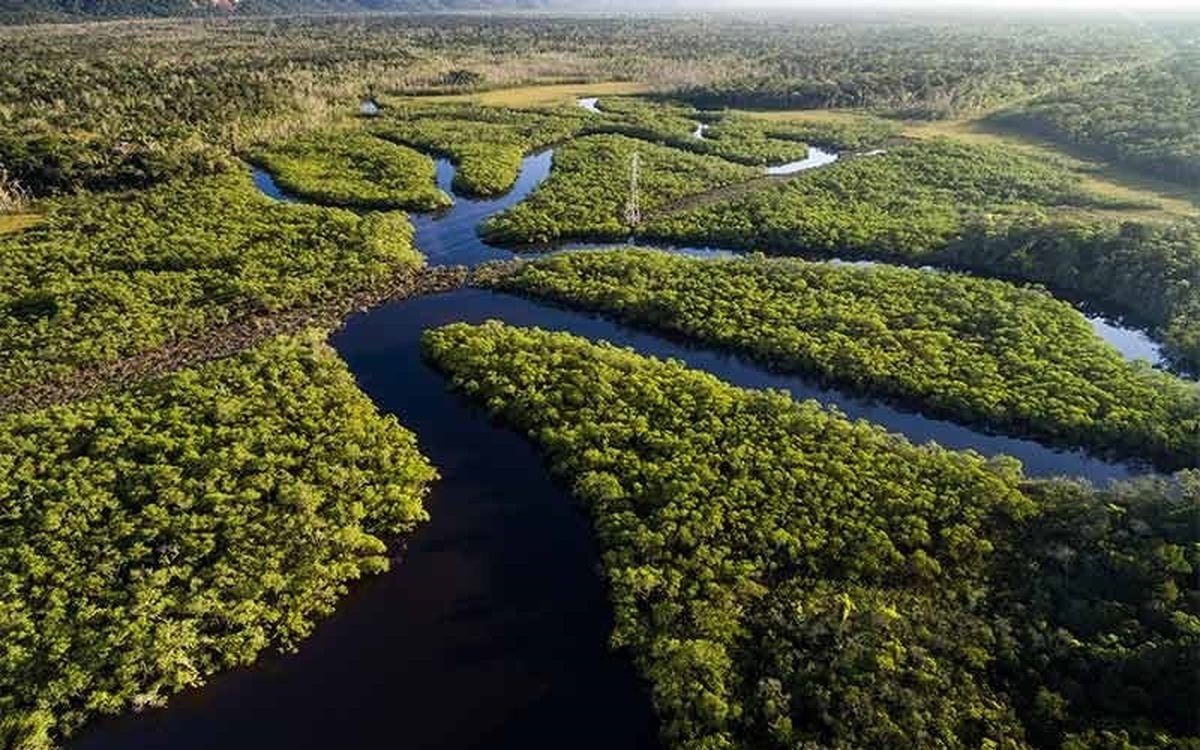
<box><xmin>624</xmin><ymin>151</ymin><xmax>641</xmax><ymax>228</ymax></box>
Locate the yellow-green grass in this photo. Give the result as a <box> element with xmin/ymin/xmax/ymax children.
<box><xmin>0</xmin><ymin>213</ymin><xmax>41</xmax><ymax>235</ymax></box>
<box><xmin>412</xmin><ymin>80</ymin><xmax>654</xmax><ymax>108</ymax></box>
<box><xmin>739</xmin><ymin>107</ymin><xmax>1198</xmax><ymax>221</ymax></box>
<box><xmin>734</xmin><ymin>108</ymin><xmax>883</xmax><ymax>127</ymax></box>
<box><xmin>903</xmin><ymin>117</ymin><xmax>1200</xmax><ymax>220</ymax></box>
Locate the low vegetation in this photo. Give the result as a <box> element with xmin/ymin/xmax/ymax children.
<box><xmin>424</xmin><ymin>320</ymin><xmax>1199</xmax><ymax>750</ymax></box>
<box><xmin>250</xmin><ymin>130</ymin><xmax>451</xmax><ymax>210</ymax></box>
<box><xmin>489</xmin><ymin>250</ymin><xmax>1200</xmax><ymax>469</ymax></box>
<box><xmin>730</xmin><ymin>110</ymin><xmax>903</xmax><ymax>151</ymax></box>
<box><xmin>586</xmin><ymin>97</ymin><xmax>814</xmax><ymax>166</ymax></box>
<box><xmin>0</xmin><ymin>171</ymin><xmax>424</xmax><ymax>395</ymax></box>
<box><xmin>0</xmin><ymin>331</ymin><xmax>437</xmax><ymax>749</ymax></box>
<box><xmin>482</xmin><ymin>134</ymin><xmax>759</xmax><ymax>245</ymax></box>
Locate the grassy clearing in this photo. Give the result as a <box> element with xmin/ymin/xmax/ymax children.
<box><xmin>739</xmin><ymin>107</ymin><xmax>1199</xmax><ymax>220</ymax></box>
<box><xmin>734</xmin><ymin>108</ymin><xmax>888</xmax><ymax>127</ymax></box>
<box><xmin>903</xmin><ymin>118</ymin><xmax>1200</xmax><ymax>220</ymax></box>
<box><xmin>0</xmin><ymin>213</ymin><xmax>41</xmax><ymax>235</ymax></box>
<box><xmin>411</xmin><ymin>81</ymin><xmax>654</xmax><ymax>108</ymax></box>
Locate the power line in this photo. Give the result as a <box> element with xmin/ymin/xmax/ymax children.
<box><xmin>624</xmin><ymin>151</ymin><xmax>641</xmax><ymax>229</ymax></box>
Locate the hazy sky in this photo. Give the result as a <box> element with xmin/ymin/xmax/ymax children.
<box><xmin>737</xmin><ymin>0</ymin><xmax>1198</xmax><ymax>10</ymax></box>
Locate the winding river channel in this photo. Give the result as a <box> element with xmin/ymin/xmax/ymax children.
<box><xmin>75</xmin><ymin>126</ymin><xmax>1165</xmax><ymax>749</ymax></box>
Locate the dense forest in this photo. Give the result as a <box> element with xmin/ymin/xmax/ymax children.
<box><xmin>482</xmin><ymin>134</ymin><xmax>758</xmax><ymax>245</ymax></box>
<box><xmin>0</xmin><ymin>15</ymin><xmax>1177</xmax><ymax>196</ymax></box>
<box><xmin>993</xmin><ymin>54</ymin><xmax>1200</xmax><ymax>186</ymax></box>
<box><xmin>0</xmin><ymin>331</ymin><xmax>437</xmax><ymax>749</ymax></box>
<box><xmin>2</xmin><ymin>11</ymin><xmax>1200</xmax><ymax>748</ymax></box>
<box><xmin>423</xmin><ymin>320</ymin><xmax>1199</xmax><ymax>750</ymax></box>
<box><xmin>642</xmin><ymin>136</ymin><xmax>1133</xmax><ymax>261</ymax></box>
<box><xmin>488</xmin><ymin>250</ymin><xmax>1200</xmax><ymax>469</ymax></box>
<box><xmin>668</xmin><ymin>24</ymin><xmax>1165</xmax><ymax>119</ymax></box>
<box><xmin>941</xmin><ymin>217</ymin><xmax>1200</xmax><ymax>376</ymax></box>
<box><xmin>0</xmin><ymin>171</ymin><xmax>423</xmax><ymax>394</ymax></box>
<box><xmin>372</xmin><ymin>102</ymin><xmax>587</xmax><ymax>196</ymax></box>
<box><xmin>633</xmin><ymin>137</ymin><xmax>1200</xmax><ymax>371</ymax></box>
<box><xmin>250</xmin><ymin>130</ymin><xmax>451</xmax><ymax>210</ymax></box>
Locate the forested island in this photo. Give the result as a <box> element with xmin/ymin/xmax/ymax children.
<box><xmin>1</xmin><ymin>332</ymin><xmax>437</xmax><ymax>748</ymax></box>
<box><xmin>0</xmin><ymin>8</ymin><xmax>1197</xmax><ymax>750</ymax></box>
<box><xmin>487</xmin><ymin>250</ymin><xmax>1200</xmax><ymax>469</ymax></box>
<box><xmin>424</xmin><ymin>320</ymin><xmax>1198</xmax><ymax>750</ymax></box>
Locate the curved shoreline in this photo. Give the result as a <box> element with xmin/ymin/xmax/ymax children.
<box><xmin>64</xmin><ymin>110</ymin><xmax>1184</xmax><ymax>749</ymax></box>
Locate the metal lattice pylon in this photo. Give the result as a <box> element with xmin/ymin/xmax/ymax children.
<box><xmin>624</xmin><ymin>151</ymin><xmax>641</xmax><ymax>228</ymax></box>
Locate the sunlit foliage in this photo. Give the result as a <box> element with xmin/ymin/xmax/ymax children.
<box><xmin>373</xmin><ymin>102</ymin><xmax>587</xmax><ymax>196</ymax></box>
<box><xmin>482</xmin><ymin>134</ymin><xmax>758</xmax><ymax>245</ymax></box>
<box><xmin>423</xmin><ymin>320</ymin><xmax>1200</xmax><ymax>749</ymax></box>
<box><xmin>0</xmin><ymin>171</ymin><xmax>424</xmax><ymax>394</ymax></box>
<box><xmin>643</xmin><ymin>137</ymin><xmax>1125</xmax><ymax>260</ymax></box>
<box><xmin>250</xmin><ymin>130</ymin><xmax>450</xmax><ymax>210</ymax></box>
<box><xmin>490</xmin><ymin>249</ymin><xmax>1200</xmax><ymax>469</ymax></box>
<box><xmin>0</xmin><ymin>331</ymin><xmax>437</xmax><ymax>749</ymax></box>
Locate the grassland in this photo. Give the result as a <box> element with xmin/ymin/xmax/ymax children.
<box><xmin>410</xmin><ymin>81</ymin><xmax>655</xmax><ymax>108</ymax></box>
<box><xmin>0</xmin><ymin>213</ymin><xmax>41</xmax><ymax>235</ymax></box>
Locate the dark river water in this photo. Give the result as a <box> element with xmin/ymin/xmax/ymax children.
<box><xmin>73</xmin><ymin>139</ymin><xmax>1162</xmax><ymax>750</ymax></box>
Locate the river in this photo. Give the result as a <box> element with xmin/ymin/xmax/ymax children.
<box><xmin>74</xmin><ymin>131</ymin><xmax>1164</xmax><ymax>749</ymax></box>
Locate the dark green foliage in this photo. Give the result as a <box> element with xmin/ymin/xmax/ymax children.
<box><xmin>643</xmin><ymin>138</ymin><xmax>1121</xmax><ymax>261</ymax></box>
<box><xmin>423</xmin><ymin>319</ymin><xmax>1035</xmax><ymax>749</ymax></box>
<box><xmin>373</xmin><ymin>102</ymin><xmax>587</xmax><ymax>196</ymax></box>
<box><xmin>0</xmin><ymin>126</ymin><xmax>231</xmax><ymax>197</ymax></box>
<box><xmin>424</xmin><ymin>320</ymin><xmax>1200</xmax><ymax>749</ymax></box>
<box><xmin>0</xmin><ymin>171</ymin><xmax>424</xmax><ymax>393</ymax></box>
<box><xmin>994</xmin><ymin>473</ymin><xmax>1200</xmax><ymax>747</ymax></box>
<box><xmin>942</xmin><ymin>217</ymin><xmax>1200</xmax><ymax>375</ymax></box>
<box><xmin>489</xmin><ymin>249</ymin><xmax>1200</xmax><ymax>469</ymax></box>
<box><xmin>250</xmin><ymin>130</ymin><xmax>451</xmax><ymax>210</ymax></box>
<box><xmin>993</xmin><ymin>54</ymin><xmax>1200</xmax><ymax>185</ymax></box>
<box><xmin>0</xmin><ymin>23</ymin><xmax>297</xmax><ymax>193</ymax></box>
<box><xmin>481</xmin><ymin>134</ymin><xmax>758</xmax><ymax>245</ymax></box>
<box><xmin>0</xmin><ymin>330</ymin><xmax>437</xmax><ymax>749</ymax></box>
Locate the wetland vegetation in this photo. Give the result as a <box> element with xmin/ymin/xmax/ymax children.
<box><xmin>424</xmin><ymin>320</ymin><xmax>1199</xmax><ymax>750</ymax></box>
<box><xmin>249</xmin><ymin>131</ymin><xmax>451</xmax><ymax>211</ymax></box>
<box><xmin>1</xmin><ymin>9</ymin><xmax>1198</xmax><ymax>750</ymax></box>
<box><xmin>0</xmin><ymin>331</ymin><xmax>436</xmax><ymax>750</ymax></box>
<box><xmin>488</xmin><ymin>250</ymin><xmax>1200</xmax><ymax>469</ymax></box>
<box><xmin>0</xmin><ymin>171</ymin><xmax>424</xmax><ymax>395</ymax></box>
<box><xmin>481</xmin><ymin>134</ymin><xmax>760</xmax><ymax>245</ymax></box>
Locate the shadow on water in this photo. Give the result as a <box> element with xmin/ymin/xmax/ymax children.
<box><xmin>339</xmin><ymin>290</ymin><xmax>1141</xmax><ymax>484</ymax></box>
<box><xmin>98</xmin><ymin>143</ymin><xmax>1158</xmax><ymax>749</ymax></box>
<box><xmin>71</xmin><ymin>286</ymin><xmax>660</xmax><ymax>750</ymax></box>
<box><xmin>413</xmin><ymin>150</ymin><xmax>554</xmax><ymax>266</ymax></box>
